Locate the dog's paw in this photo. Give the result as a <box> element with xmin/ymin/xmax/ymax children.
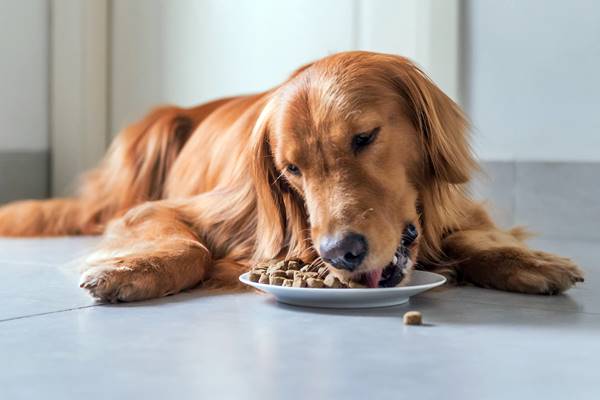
<box><xmin>533</xmin><ymin>251</ymin><xmax>584</xmax><ymax>294</ymax></box>
<box><xmin>79</xmin><ymin>263</ymin><xmax>164</xmax><ymax>303</ymax></box>
<box><xmin>511</xmin><ymin>251</ymin><xmax>584</xmax><ymax>295</ymax></box>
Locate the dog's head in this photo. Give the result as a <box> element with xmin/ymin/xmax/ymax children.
<box><xmin>251</xmin><ymin>51</ymin><xmax>474</xmax><ymax>287</ymax></box>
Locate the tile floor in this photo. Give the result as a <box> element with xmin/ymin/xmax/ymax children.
<box><xmin>0</xmin><ymin>236</ymin><xmax>598</xmax><ymax>400</ymax></box>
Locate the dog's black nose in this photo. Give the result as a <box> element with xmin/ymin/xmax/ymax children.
<box><xmin>319</xmin><ymin>233</ymin><xmax>368</xmax><ymax>271</ymax></box>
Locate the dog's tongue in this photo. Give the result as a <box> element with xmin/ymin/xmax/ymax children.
<box><xmin>365</xmin><ymin>269</ymin><xmax>383</xmax><ymax>288</ymax></box>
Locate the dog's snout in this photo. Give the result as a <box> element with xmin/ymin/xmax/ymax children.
<box><xmin>319</xmin><ymin>232</ymin><xmax>368</xmax><ymax>271</ymax></box>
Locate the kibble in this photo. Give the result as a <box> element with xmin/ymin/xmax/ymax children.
<box><xmin>287</xmin><ymin>261</ymin><xmax>301</xmax><ymax>270</ymax></box>
<box><xmin>249</xmin><ymin>258</ymin><xmax>369</xmax><ymax>289</ymax></box>
<box><xmin>270</xmin><ymin>270</ymin><xmax>287</xmax><ymax>278</ymax></box>
<box><xmin>293</xmin><ymin>276</ymin><xmax>307</xmax><ymax>288</ymax></box>
<box><xmin>324</xmin><ymin>275</ymin><xmax>344</xmax><ymax>288</ymax></box>
<box><xmin>269</xmin><ymin>276</ymin><xmax>285</xmax><ymax>286</ymax></box>
<box><xmin>249</xmin><ymin>225</ymin><xmax>417</xmax><ymax>290</ymax></box>
<box><xmin>285</xmin><ymin>270</ymin><xmax>297</xmax><ymax>279</ymax></box>
<box><xmin>248</xmin><ymin>271</ymin><xmax>262</xmax><ymax>282</ymax></box>
<box><xmin>403</xmin><ymin>311</ymin><xmax>422</xmax><ymax>325</ymax></box>
<box><xmin>306</xmin><ymin>277</ymin><xmax>325</xmax><ymax>288</ymax></box>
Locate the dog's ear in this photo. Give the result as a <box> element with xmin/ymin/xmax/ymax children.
<box><xmin>386</xmin><ymin>56</ymin><xmax>476</xmax><ymax>184</ymax></box>
<box><xmin>250</xmin><ymin>98</ymin><xmax>310</xmax><ymax>261</ymax></box>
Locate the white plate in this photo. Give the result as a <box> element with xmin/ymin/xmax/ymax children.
<box><xmin>239</xmin><ymin>270</ymin><xmax>446</xmax><ymax>309</ymax></box>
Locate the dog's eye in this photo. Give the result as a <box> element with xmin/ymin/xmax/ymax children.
<box><xmin>286</xmin><ymin>164</ymin><xmax>301</xmax><ymax>176</ymax></box>
<box><xmin>352</xmin><ymin>127</ymin><xmax>380</xmax><ymax>153</ymax></box>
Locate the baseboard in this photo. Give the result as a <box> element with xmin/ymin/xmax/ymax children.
<box><xmin>0</xmin><ymin>151</ymin><xmax>49</xmax><ymax>204</ymax></box>
<box><xmin>472</xmin><ymin>161</ymin><xmax>600</xmax><ymax>241</ymax></box>
<box><xmin>0</xmin><ymin>155</ymin><xmax>597</xmax><ymax>241</ymax></box>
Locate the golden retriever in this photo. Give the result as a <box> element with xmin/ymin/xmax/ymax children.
<box><xmin>0</xmin><ymin>51</ymin><xmax>583</xmax><ymax>301</ymax></box>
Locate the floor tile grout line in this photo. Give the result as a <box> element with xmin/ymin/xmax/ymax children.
<box><xmin>0</xmin><ymin>304</ymin><xmax>103</xmax><ymax>324</ymax></box>
<box><xmin>2</xmin><ymin>293</ymin><xmax>599</xmax><ymax>325</ymax></box>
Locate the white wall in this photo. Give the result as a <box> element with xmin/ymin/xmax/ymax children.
<box><xmin>111</xmin><ymin>0</ymin><xmax>353</xmax><ymax>133</ymax></box>
<box><xmin>110</xmin><ymin>0</ymin><xmax>459</xmax><ymax>135</ymax></box>
<box><xmin>466</xmin><ymin>0</ymin><xmax>600</xmax><ymax>162</ymax></box>
<box><xmin>0</xmin><ymin>0</ymin><xmax>49</xmax><ymax>152</ymax></box>
<box><xmin>51</xmin><ymin>0</ymin><xmax>109</xmax><ymax>196</ymax></box>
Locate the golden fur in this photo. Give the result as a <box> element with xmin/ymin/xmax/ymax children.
<box><xmin>0</xmin><ymin>52</ymin><xmax>583</xmax><ymax>301</ymax></box>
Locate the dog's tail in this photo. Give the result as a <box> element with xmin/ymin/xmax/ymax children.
<box><xmin>0</xmin><ymin>102</ymin><xmax>229</xmax><ymax>237</ymax></box>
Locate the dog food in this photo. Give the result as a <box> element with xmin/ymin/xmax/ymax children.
<box><xmin>248</xmin><ymin>222</ymin><xmax>417</xmax><ymax>289</ymax></box>
<box><xmin>403</xmin><ymin>311</ymin><xmax>422</xmax><ymax>325</ymax></box>
<box><xmin>248</xmin><ymin>258</ymin><xmax>368</xmax><ymax>289</ymax></box>
<box><xmin>248</xmin><ymin>225</ymin><xmax>418</xmax><ymax>290</ymax></box>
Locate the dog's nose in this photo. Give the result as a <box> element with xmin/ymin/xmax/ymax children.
<box><xmin>319</xmin><ymin>232</ymin><xmax>368</xmax><ymax>271</ymax></box>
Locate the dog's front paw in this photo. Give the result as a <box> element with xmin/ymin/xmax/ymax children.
<box><xmin>80</xmin><ymin>262</ymin><xmax>165</xmax><ymax>303</ymax></box>
<box><xmin>506</xmin><ymin>250</ymin><xmax>584</xmax><ymax>295</ymax></box>
<box><xmin>528</xmin><ymin>251</ymin><xmax>584</xmax><ymax>294</ymax></box>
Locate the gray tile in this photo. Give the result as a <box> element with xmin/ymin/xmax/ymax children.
<box><xmin>1</xmin><ymin>237</ymin><xmax>599</xmax><ymax>399</ymax></box>
<box><xmin>0</xmin><ymin>236</ymin><xmax>100</xmax><ymax>265</ymax></box>
<box><xmin>514</xmin><ymin>162</ymin><xmax>600</xmax><ymax>240</ymax></box>
<box><xmin>0</xmin><ymin>151</ymin><xmax>49</xmax><ymax>204</ymax></box>
<box><xmin>0</xmin><ymin>260</ymin><xmax>95</xmax><ymax>321</ymax></box>
<box><xmin>471</xmin><ymin>161</ymin><xmax>515</xmax><ymax>228</ymax></box>
<box><xmin>1</xmin><ymin>292</ymin><xmax>599</xmax><ymax>400</ymax></box>
<box><xmin>529</xmin><ymin>237</ymin><xmax>599</xmax><ymax>273</ymax></box>
<box><xmin>422</xmin><ymin>237</ymin><xmax>600</xmax><ymax>314</ymax></box>
<box><xmin>0</xmin><ymin>237</ymin><xmax>100</xmax><ymax>320</ymax></box>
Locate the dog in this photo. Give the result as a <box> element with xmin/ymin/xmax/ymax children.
<box><xmin>0</xmin><ymin>51</ymin><xmax>583</xmax><ymax>302</ymax></box>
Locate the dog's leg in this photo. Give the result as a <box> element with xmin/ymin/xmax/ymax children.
<box><xmin>0</xmin><ymin>198</ymin><xmax>92</xmax><ymax>236</ymax></box>
<box><xmin>80</xmin><ymin>200</ymin><xmax>215</xmax><ymax>302</ymax></box>
<box><xmin>439</xmin><ymin>227</ymin><xmax>584</xmax><ymax>295</ymax></box>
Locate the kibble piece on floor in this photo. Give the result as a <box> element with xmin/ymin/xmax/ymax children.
<box><xmin>248</xmin><ymin>272</ymin><xmax>262</xmax><ymax>282</ymax></box>
<box><xmin>258</xmin><ymin>274</ymin><xmax>270</xmax><ymax>284</ymax></box>
<box><xmin>306</xmin><ymin>278</ymin><xmax>325</xmax><ymax>288</ymax></box>
<box><xmin>282</xmin><ymin>279</ymin><xmax>293</xmax><ymax>287</ymax></box>
<box><xmin>403</xmin><ymin>311</ymin><xmax>422</xmax><ymax>325</ymax></box>
<box><xmin>324</xmin><ymin>274</ymin><xmax>345</xmax><ymax>288</ymax></box>
<box><xmin>269</xmin><ymin>276</ymin><xmax>285</xmax><ymax>286</ymax></box>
